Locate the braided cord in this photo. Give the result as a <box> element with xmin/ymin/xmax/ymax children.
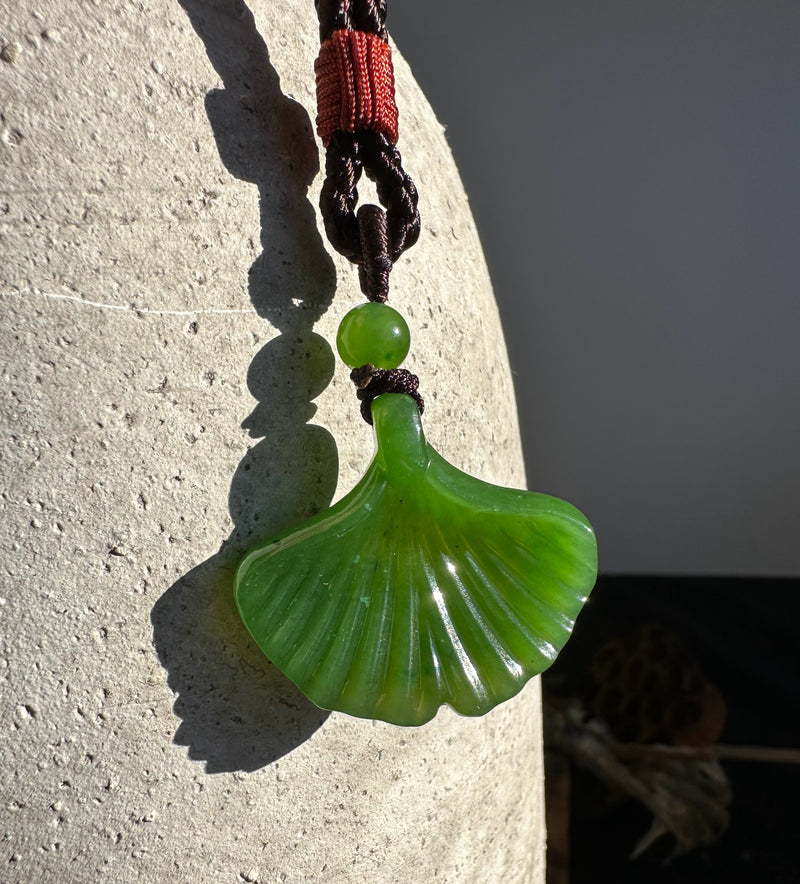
<box><xmin>315</xmin><ymin>0</ymin><xmax>388</xmax><ymax>42</ymax></box>
<box><xmin>315</xmin><ymin>0</ymin><xmax>423</xmax><ymax>421</ymax></box>
<box><xmin>315</xmin><ymin>0</ymin><xmax>419</xmax><ymax>301</ymax></box>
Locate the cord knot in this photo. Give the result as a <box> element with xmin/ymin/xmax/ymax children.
<box><xmin>351</xmin><ymin>364</ymin><xmax>424</xmax><ymax>424</ymax></box>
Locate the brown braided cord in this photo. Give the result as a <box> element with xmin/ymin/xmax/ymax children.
<box><xmin>361</xmin><ymin>131</ymin><xmax>420</xmax><ymax>262</ymax></box>
<box><xmin>315</xmin><ymin>0</ymin><xmax>388</xmax><ymax>42</ymax></box>
<box><xmin>315</xmin><ymin>0</ymin><xmax>419</xmax><ymax>302</ymax></box>
<box><xmin>357</xmin><ymin>204</ymin><xmax>391</xmax><ymax>302</ymax></box>
<box><xmin>319</xmin><ymin>131</ymin><xmax>419</xmax><ymax>277</ymax></box>
<box><xmin>351</xmin><ymin>0</ymin><xmax>388</xmax><ymax>40</ymax></box>
<box><xmin>350</xmin><ymin>364</ymin><xmax>424</xmax><ymax>425</ymax></box>
<box><xmin>316</xmin><ymin>0</ymin><xmax>425</xmax><ymax>420</ymax></box>
<box><xmin>320</xmin><ymin>130</ymin><xmax>363</xmax><ymax>263</ymax></box>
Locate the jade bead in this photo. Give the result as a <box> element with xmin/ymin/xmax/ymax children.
<box><xmin>336</xmin><ymin>302</ymin><xmax>411</xmax><ymax>369</ymax></box>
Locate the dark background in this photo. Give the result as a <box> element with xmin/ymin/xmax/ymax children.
<box><xmin>547</xmin><ymin>575</ymin><xmax>800</xmax><ymax>883</ymax></box>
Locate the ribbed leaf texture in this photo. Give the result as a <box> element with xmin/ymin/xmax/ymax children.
<box><xmin>235</xmin><ymin>394</ymin><xmax>597</xmax><ymax>726</ymax></box>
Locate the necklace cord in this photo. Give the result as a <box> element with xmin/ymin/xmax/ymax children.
<box><xmin>315</xmin><ymin>0</ymin><xmax>423</xmax><ymax>421</ymax></box>
<box><xmin>351</xmin><ymin>365</ymin><xmax>424</xmax><ymax>426</ymax></box>
<box><xmin>315</xmin><ymin>0</ymin><xmax>388</xmax><ymax>43</ymax></box>
<box><xmin>315</xmin><ymin>0</ymin><xmax>420</xmax><ymax>300</ymax></box>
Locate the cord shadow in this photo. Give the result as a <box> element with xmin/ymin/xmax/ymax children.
<box><xmin>151</xmin><ymin>0</ymin><xmax>338</xmax><ymax>773</ymax></box>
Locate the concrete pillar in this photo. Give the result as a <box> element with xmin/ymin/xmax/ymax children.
<box><xmin>1</xmin><ymin>0</ymin><xmax>545</xmax><ymax>880</ymax></box>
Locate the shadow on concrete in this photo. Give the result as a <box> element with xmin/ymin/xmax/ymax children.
<box><xmin>151</xmin><ymin>0</ymin><xmax>337</xmax><ymax>773</ymax></box>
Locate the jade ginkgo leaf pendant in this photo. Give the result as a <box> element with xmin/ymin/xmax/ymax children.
<box><xmin>234</xmin><ymin>392</ymin><xmax>597</xmax><ymax>727</ymax></box>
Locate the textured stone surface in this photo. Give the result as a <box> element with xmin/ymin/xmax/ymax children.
<box><xmin>1</xmin><ymin>1</ymin><xmax>545</xmax><ymax>881</ymax></box>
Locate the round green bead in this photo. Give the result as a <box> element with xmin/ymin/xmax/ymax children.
<box><xmin>336</xmin><ymin>302</ymin><xmax>411</xmax><ymax>369</ymax></box>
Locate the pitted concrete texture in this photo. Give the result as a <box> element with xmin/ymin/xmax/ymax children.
<box><xmin>1</xmin><ymin>1</ymin><xmax>546</xmax><ymax>881</ymax></box>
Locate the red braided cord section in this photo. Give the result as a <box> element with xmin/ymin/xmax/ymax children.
<box><xmin>315</xmin><ymin>29</ymin><xmax>399</xmax><ymax>148</ymax></box>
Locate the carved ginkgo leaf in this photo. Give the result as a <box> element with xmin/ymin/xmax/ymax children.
<box><xmin>235</xmin><ymin>394</ymin><xmax>597</xmax><ymax>726</ymax></box>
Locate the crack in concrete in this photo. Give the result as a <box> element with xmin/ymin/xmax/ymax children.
<box><xmin>3</xmin><ymin>288</ymin><xmax>255</xmax><ymax>317</ymax></box>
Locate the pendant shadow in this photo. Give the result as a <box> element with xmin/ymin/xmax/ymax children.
<box><xmin>150</xmin><ymin>0</ymin><xmax>338</xmax><ymax>773</ymax></box>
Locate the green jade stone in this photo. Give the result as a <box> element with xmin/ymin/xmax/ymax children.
<box><xmin>235</xmin><ymin>393</ymin><xmax>598</xmax><ymax>727</ymax></box>
<box><xmin>336</xmin><ymin>302</ymin><xmax>411</xmax><ymax>369</ymax></box>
